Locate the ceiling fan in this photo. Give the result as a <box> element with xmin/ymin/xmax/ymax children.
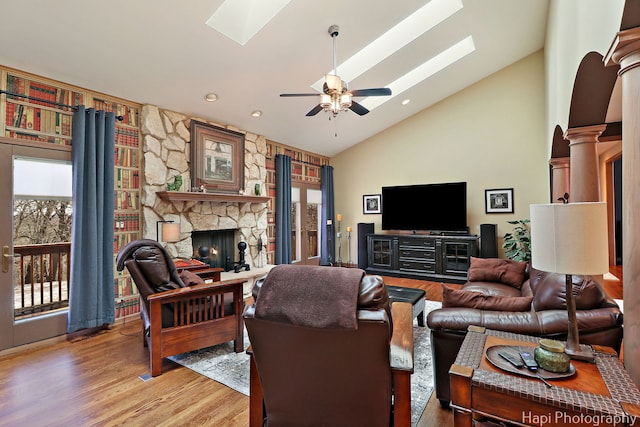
<box><xmin>280</xmin><ymin>25</ymin><xmax>392</xmax><ymax>117</ymax></box>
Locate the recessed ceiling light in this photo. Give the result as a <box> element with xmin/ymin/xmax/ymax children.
<box><xmin>251</xmin><ymin>110</ymin><xmax>262</xmax><ymax>118</ymax></box>
<box><xmin>402</xmin><ymin>99</ymin><xmax>411</xmax><ymax>105</ymax></box>
<box><xmin>204</xmin><ymin>93</ymin><xmax>218</xmax><ymax>102</ymax></box>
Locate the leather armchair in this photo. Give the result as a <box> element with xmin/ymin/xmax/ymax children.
<box><xmin>243</xmin><ymin>264</ymin><xmax>414</xmax><ymax>427</ymax></box>
<box><xmin>427</xmin><ymin>262</ymin><xmax>623</xmax><ymax>407</ymax></box>
<box><xmin>116</xmin><ymin>239</ymin><xmax>246</xmax><ymax>376</ymax></box>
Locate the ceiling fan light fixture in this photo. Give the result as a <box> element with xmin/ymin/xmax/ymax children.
<box><xmin>340</xmin><ymin>93</ymin><xmax>352</xmax><ymax>109</ymax></box>
<box><xmin>325</xmin><ymin>74</ymin><xmax>342</xmax><ymax>92</ymax></box>
<box><xmin>320</xmin><ymin>94</ymin><xmax>332</xmax><ymax>109</ymax></box>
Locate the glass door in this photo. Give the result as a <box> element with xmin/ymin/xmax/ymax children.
<box><xmin>292</xmin><ymin>184</ymin><xmax>322</xmax><ymax>265</ymax></box>
<box><xmin>0</xmin><ymin>143</ymin><xmax>71</xmax><ymax>350</ymax></box>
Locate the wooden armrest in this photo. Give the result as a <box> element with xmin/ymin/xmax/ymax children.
<box><xmin>390</xmin><ymin>302</ymin><xmax>414</xmax><ymax>372</ymax></box>
<box><xmin>147</xmin><ymin>278</ymin><xmax>246</xmax><ymax>302</ymax></box>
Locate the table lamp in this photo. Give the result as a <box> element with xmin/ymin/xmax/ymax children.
<box><xmin>156</xmin><ymin>220</ymin><xmax>181</xmax><ymax>243</ymax></box>
<box><xmin>529</xmin><ymin>202</ymin><xmax>608</xmax><ymax>362</ymax></box>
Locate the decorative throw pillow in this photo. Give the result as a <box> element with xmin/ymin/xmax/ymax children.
<box><xmin>179</xmin><ymin>269</ymin><xmax>205</xmax><ymax>287</ymax></box>
<box><xmin>441</xmin><ymin>284</ymin><xmax>533</xmax><ymax>312</ymax></box>
<box><xmin>531</xmin><ymin>272</ymin><xmax>605</xmax><ymax>311</ymax></box>
<box><xmin>467</xmin><ymin>257</ymin><xmax>528</xmax><ymax>289</ymax></box>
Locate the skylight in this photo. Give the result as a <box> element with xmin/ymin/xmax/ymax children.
<box><xmin>311</xmin><ymin>0</ymin><xmax>464</xmax><ymax>92</ymax></box>
<box><xmin>360</xmin><ymin>36</ymin><xmax>476</xmax><ymax>111</ymax></box>
<box><xmin>206</xmin><ymin>0</ymin><xmax>292</xmax><ymax>46</ymax></box>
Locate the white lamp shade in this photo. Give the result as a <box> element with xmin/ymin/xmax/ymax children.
<box><xmin>529</xmin><ymin>202</ymin><xmax>608</xmax><ymax>275</ymax></box>
<box><xmin>161</xmin><ymin>222</ymin><xmax>181</xmax><ymax>243</ymax></box>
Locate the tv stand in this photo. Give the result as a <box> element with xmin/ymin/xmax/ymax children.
<box><xmin>366</xmin><ymin>233</ymin><xmax>478</xmax><ymax>283</ymax></box>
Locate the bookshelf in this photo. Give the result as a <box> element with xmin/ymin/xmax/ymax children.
<box><xmin>1</xmin><ymin>66</ymin><xmax>142</xmax><ymax>314</ymax></box>
<box><xmin>3</xmin><ymin>72</ymin><xmax>84</xmax><ymax>145</ymax></box>
<box><xmin>93</xmin><ymin>95</ymin><xmax>142</xmax><ymax>305</ymax></box>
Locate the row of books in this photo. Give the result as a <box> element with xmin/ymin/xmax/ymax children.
<box><xmin>6</xmin><ymin>102</ymin><xmax>72</xmax><ymax>136</ymax></box>
<box><xmin>94</xmin><ymin>98</ymin><xmax>138</xmax><ymax>127</ymax></box>
<box><xmin>114</xmin><ymin>213</ymin><xmax>140</xmax><ymax>232</ymax></box>
<box><xmin>7</xmin><ymin>74</ymin><xmax>83</xmax><ymax>110</ymax></box>
<box><xmin>114</xmin><ymin>146</ymin><xmax>138</xmax><ymax>168</ymax></box>
<box><xmin>115</xmin><ymin>127</ymin><xmax>139</xmax><ymax>147</ymax></box>
<box><xmin>115</xmin><ymin>168</ymin><xmax>139</xmax><ymax>189</ymax></box>
<box><xmin>115</xmin><ymin>190</ymin><xmax>139</xmax><ymax>210</ymax></box>
<box><xmin>4</xmin><ymin>129</ymin><xmax>70</xmax><ymax>145</ymax></box>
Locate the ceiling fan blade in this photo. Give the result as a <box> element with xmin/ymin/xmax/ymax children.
<box><xmin>349</xmin><ymin>101</ymin><xmax>369</xmax><ymax>116</ymax></box>
<box><xmin>306</xmin><ymin>104</ymin><xmax>324</xmax><ymax>116</ymax></box>
<box><xmin>280</xmin><ymin>93</ymin><xmax>319</xmax><ymax>97</ymax></box>
<box><xmin>350</xmin><ymin>88</ymin><xmax>392</xmax><ymax>97</ymax></box>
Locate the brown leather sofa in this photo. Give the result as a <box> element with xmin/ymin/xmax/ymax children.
<box><xmin>427</xmin><ymin>258</ymin><xmax>623</xmax><ymax>407</ymax></box>
<box><xmin>243</xmin><ymin>264</ymin><xmax>414</xmax><ymax>427</ymax></box>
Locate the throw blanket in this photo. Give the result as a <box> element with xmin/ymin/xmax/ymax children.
<box><xmin>255</xmin><ymin>264</ymin><xmax>365</xmax><ymax>329</ymax></box>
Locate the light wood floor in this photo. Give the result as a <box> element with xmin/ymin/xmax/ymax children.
<box><xmin>0</xmin><ymin>270</ymin><xmax>622</xmax><ymax>427</ymax></box>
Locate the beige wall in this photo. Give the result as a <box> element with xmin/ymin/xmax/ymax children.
<box><xmin>331</xmin><ymin>51</ymin><xmax>548</xmax><ymax>256</ymax></box>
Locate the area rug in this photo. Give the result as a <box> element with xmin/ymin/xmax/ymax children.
<box><xmin>170</xmin><ymin>300</ymin><xmax>442</xmax><ymax>426</ymax></box>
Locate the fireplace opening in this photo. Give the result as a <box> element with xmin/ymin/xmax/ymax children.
<box><xmin>191</xmin><ymin>229</ymin><xmax>236</xmax><ymax>270</ymax></box>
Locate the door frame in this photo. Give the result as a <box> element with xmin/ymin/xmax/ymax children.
<box><xmin>291</xmin><ymin>181</ymin><xmax>322</xmax><ymax>266</ymax></box>
<box><xmin>0</xmin><ymin>140</ymin><xmax>71</xmax><ymax>350</ymax></box>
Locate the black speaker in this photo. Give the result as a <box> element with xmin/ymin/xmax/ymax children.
<box><xmin>357</xmin><ymin>223</ymin><xmax>375</xmax><ymax>269</ymax></box>
<box><xmin>479</xmin><ymin>223</ymin><xmax>498</xmax><ymax>258</ymax></box>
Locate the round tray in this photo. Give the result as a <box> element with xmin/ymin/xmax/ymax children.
<box><xmin>485</xmin><ymin>345</ymin><xmax>576</xmax><ymax>380</ymax></box>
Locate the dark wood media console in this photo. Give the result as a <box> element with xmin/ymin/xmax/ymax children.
<box><xmin>365</xmin><ymin>233</ymin><xmax>479</xmax><ymax>283</ymax></box>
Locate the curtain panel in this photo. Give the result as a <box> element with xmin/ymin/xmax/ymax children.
<box><xmin>68</xmin><ymin>107</ymin><xmax>116</xmax><ymax>332</ymax></box>
<box><xmin>320</xmin><ymin>165</ymin><xmax>335</xmax><ymax>265</ymax></box>
<box><xmin>275</xmin><ymin>154</ymin><xmax>292</xmax><ymax>264</ymax></box>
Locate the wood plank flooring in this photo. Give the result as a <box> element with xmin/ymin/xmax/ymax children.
<box><xmin>0</xmin><ymin>270</ymin><xmax>622</xmax><ymax>427</ymax></box>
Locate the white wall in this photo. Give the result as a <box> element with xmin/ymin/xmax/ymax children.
<box><xmin>331</xmin><ymin>51</ymin><xmax>548</xmax><ymax>256</ymax></box>
<box><xmin>545</xmin><ymin>0</ymin><xmax>625</xmax><ymax>156</ymax></box>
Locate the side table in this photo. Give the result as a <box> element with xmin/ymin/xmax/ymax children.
<box><xmin>449</xmin><ymin>326</ymin><xmax>640</xmax><ymax>427</ymax></box>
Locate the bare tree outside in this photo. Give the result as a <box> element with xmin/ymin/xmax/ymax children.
<box><xmin>13</xmin><ymin>199</ymin><xmax>72</xmax><ymax>245</ymax></box>
<box><xmin>13</xmin><ymin>198</ymin><xmax>72</xmax><ymax>316</ymax></box>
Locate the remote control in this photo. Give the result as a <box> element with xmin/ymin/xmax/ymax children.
<box><xmin>519</xmin><ymin>351</ymin><xmax>538</xmax><ymax>371</ymax></box>
<box><xmin>498</xmin><ymin>351</ymin><xmax>524</xmax><ymax>368</ymax></box>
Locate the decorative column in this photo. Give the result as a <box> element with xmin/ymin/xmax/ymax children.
<box><xmin>605</xmin><ymin>26</ymin><xmax>640</xmax><ymax>387</ymax></box>
<box><xmin>563</xmin><ymin>125</ymin><xmax>606</xmax><ymax>202</ymax></box>
<box><xmin>549</xmin><ymin>157</ymin><xmax>570</xmax><ymax>203</ymax></box>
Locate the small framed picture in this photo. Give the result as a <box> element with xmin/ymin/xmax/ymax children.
<box><xmin>363</xmin><ymin>194</ymin><xmax>382</xmax><ymax>214</ymax></box>
<box><xmin>485</xmin><ymin>188</ymin><xmax>514</xmax><ymax>213</ymax></box>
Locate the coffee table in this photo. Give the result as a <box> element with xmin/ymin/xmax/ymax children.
<box><xmin>386</xmin><ymin>285</ymin><xmax>426</xmax><ymax>326</ymax></box>
<box><xmin>449</xmin><ymin>326</ymin><xmax>640</xmax><ymax>426</ymax></box>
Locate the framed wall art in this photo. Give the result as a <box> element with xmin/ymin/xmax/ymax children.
<box><xmin>190</xmin><ymin>120</ymin><xmax>245</xmax><ymax>193</ymax></box>
<box><xmin>363</xmin><ymin>194</ymin><xmax>382</xmax><ymax>214</ymax></box>
<box><xmin>485</xmin><ymin>188</ymin><xmax>514</xmax><ymax>213</ymax></box>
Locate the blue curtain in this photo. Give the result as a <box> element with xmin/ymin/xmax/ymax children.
<box><xmin>275</xmin><ymin>154</ymin><xmax>292</xmax><ymax>264</ymax></box>
<box><xmin>320</xmin><ymin>165</ymin><xmax>335</xmax><ymax>265</ymax></box>
<box><xmin>68</xmin><ymin>106</ymin><xmax>116</xmax><ymax>332</ymax></box>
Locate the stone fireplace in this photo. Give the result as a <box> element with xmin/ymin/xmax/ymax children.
<box><xmin>139</xmin><ymin>105</ymin><xmax>269</xmax><ymax>269</ymax></box>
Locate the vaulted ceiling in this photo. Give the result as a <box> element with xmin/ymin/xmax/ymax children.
<box><xmin>0</xmin><ymin>0</ymin><xmax>549</xmax><ymax>156</ymax></box>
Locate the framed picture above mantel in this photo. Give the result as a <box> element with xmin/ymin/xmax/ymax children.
<box><xmin>191</xmin><ymin>120</ymin><xmax>245</xmax><ymax>194</ymax></box>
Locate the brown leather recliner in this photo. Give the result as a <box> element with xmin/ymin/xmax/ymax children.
<box><xmin>427</xmin><ymin>259</ymin><xmax>623</xmax><ymax>408</ymax></box>
<box><xmin>116</xmin><ymin>239</ymin><xmax>246</xmax><ymax>376</ymax></box>
<box><xmin>243</xmin><ymin>264</ymin><xmax>414</xmax><ymax>427</ymax></box>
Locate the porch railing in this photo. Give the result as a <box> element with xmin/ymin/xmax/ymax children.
<box><xmin>13</xmin><ymin>243</ymin><xmax>71</xmax><ymax>318</ymax></box>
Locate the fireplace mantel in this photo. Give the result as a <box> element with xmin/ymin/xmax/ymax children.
<box><xmin>156</xmin><ymin>191</ymin><xmax>270</xmax><ymax>204</ymax></box>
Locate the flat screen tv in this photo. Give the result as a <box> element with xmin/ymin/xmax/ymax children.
<box><xmin>381</xmin><ymin>182</ymin><xmax>467</xmax><ymax>232</ymax></box>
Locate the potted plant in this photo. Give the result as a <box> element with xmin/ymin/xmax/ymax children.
<box><xmin>502</xmin><ymin>219</ymin><xmax>531</xmax><ymax>262</ymax></box>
